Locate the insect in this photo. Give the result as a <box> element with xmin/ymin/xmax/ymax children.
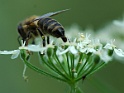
<box><xmin>17</xmin><ymin>9</ymin><xmax>69</xmax><ymax>46</ymax></box>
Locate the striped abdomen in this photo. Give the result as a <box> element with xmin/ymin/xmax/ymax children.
<box><xmin>37</xmin><ymin>17</ymin><xmax>65</xmax><ymax>38</ymax></box>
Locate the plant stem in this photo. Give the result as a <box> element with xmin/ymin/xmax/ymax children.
<box><xmin>70</xmin><ymin>83</ymin><xmax>76</xmax><ymax>93</ymax></box>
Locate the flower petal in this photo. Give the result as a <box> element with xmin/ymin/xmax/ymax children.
<box><xmin>0</xmin><ymin>50</ymin><xmax>20</xmax><ymax>59</ymax></box>
<box><xmin>79</xmin><ymin>48</ymin><xmax>87</xmax><ymax>53</ymax></box>
<box><xmin>104</xmin><ymin>43</ymin><xmax>113</xmax><ymax>50</ymax></box>
<box><xmin>114</xmin><ymin>48</ymin><xmax>124</xmax><ymax>57</ymax></box>
<box><xmin>11</xmin><ymin>50</ymin><xmax>20</xmax><ymax>59</ymax></box>
<box><xmin>87</xmin><ymin>48</ymin><xmax>96</xmax><ymax>53</ymax></box>
<box><xmin>0</xmin><ymin>50</ymin><xmax>19</xmax><ymax>54</ymax></box>
<box><xmin>27</xmin><ymin>44</ymin><xmax>46</xmax><ymax>52</ymax></box>
<box><xmin>58</xmin><ymin>47</ymin><xmax>69</xmax><ymax>55</ymax></box>
<box><xmin>69</xmin><ymin>46</ymin><xmax>78</xmax><ymax>54</ymax></box>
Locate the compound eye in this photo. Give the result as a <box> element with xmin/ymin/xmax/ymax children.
<box><xmin>18</xmin><ymin>24</ymin><xmax>27</xmax><ymax>40</ymax></box>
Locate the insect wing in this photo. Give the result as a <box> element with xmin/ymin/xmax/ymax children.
<box><xmin>34</xmin><ymin>9</ymin><xmax>70</xmax><ymax>21</ymax></box>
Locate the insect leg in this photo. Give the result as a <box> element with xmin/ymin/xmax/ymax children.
<box><xmin>42</xmin><ymin>36</ymin><xmax>46</xmax><ymax>47</ymax></box>
<box><xmin>25</xmin><ymin>31</ymin><xmax>31</xmax><ymax>46</ymax></box>
<box><xmin>37</xmin><ymin>28</ymin><xmax>46</xmax><ymax>47</ymax></box>
<box><xmin>47</xmin><ymin>36</ymin><xmax>50</xmax><ymax>44</ymax></box>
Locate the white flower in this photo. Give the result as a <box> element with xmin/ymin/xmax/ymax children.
<box><xmin>78</xmin><ymin>44</ymin><xmax>96</xmax><ymax>54</ymax></box>
<box><xmin>57</xmin><ymin>45</ymin><xmax>78</xmax><ymax>55</ymax></box>
<box><xmin>19</xmin><ymin>40</ymin><xmax>54</xmax><ymax>52</ymax></box>
<box><xmin>77</xmin><ymin>37</ymin><xmax>102</xmax><ymax>54</ymax></box>
<box><xmin>0</xmin><ymin>41</ymin><xmax>55</xmax><ymax>59</ymax></box>
<box><xmin>0</xmin><ymin>50</ymin><xmax>20</xmax><ymax>59</ymax></box>
<box><xmin>24</xmin><ymin>44</ymin><xmax>47</xmax><ymax>54</ymax></box>
<box><xmin>77</xmin><ymin>33</ymin><xmax>85</xmax><ymax>42</ymax></box>
<box><xmin>94</xmin><ymin>48</ymin><xmax>112</xmax><ymax>63</ymax></box>
<box><xmin>104</xmin><ymin>40</ymin><xmax>116</xmax><ymax>50</ymax></box>
<box><xmin>104</xmin><ymin>41</ymin><xmax>124</xmax><ymax>57</ymax></box>
<box><xmin>100</xmin><ymin>50</ymin><xmax>112</xmax><ymax>62</ymax></box>
<box><xmin>114</xmin><ymin>48</ymin><xmax>124</xmax><ymax>57</ymax></box>
<box><xmin>77</xmin><ymin>33</ymin><xmax>91</xmax><ymax>45</ymax></box>
<box><xmin>0</xmin><ymin>50</ymin><xmax>19</xmax><ymax>54</ymax></box>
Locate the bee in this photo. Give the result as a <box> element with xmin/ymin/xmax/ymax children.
<box><xmin>17</xmin><ymin>9</ymin><xmax>69</xmax><ymax>46</ymax></box>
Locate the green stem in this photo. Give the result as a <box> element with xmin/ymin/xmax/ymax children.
<box><xmin>49</xmin><ymin>56</ymin><xmax>71</xmax><ymax>81</ymax></box>
<box><xmin>40</xmin><ymin>54</ymin><xmax>70</xmax><ymax>81</ymax></box>
<box><xmin>20</xmin><ymin>51</ymin><xmax>67</xmax><ymax>82</ymax></box>
<box><xmin>69</xmin><ymin>82</ymin><xmax>83</xmax><ymax>93</ymax></box>
<box><xmin>76</xmin><ymin>62</ymin><xmax>97</xmax><ymax>82</ymax></box>
<box><xmin>69</xmin><ymin>83</ymin><xmax>76</xmax><ymax>93</ymax></box>
<box><xmin>40</xmin><ymin>55</ymin><xmax>61</xmax><ymax>75</ymax></box>
<box><xmin>66</xmin><ymin>53</ymin><xmax>72</xmax><ymax>77</ymax></box>
<box><xmin>76</xmin><ymin>53</ymin><xmax>83</xmax><ymax>71</ymax></box>
<box><xmin>70</xmin><ymin>53</ymin><xmax>75</xmax><ymax>79</ymax></box>
<box><xmin>54</xmin><ymin>53</ymin><xmax>70</xmax><ymax>77</ymax></box>
<box><xmin>76</xmin><ymin>55</ymin><xmax>93</xmax><ymax>82</ymax></box>
<box><xmin>77</xmin><ymin>54</ymin><xmax>91</xmax><ymax>76</ymax></box>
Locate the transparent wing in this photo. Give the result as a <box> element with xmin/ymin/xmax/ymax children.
<box><xmin>33</xmin><ymin>9</ymin><xmax>70</xmax><ymax>21</ymax></box>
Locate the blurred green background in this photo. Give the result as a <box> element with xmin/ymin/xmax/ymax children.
<box><xmin>0</xmin><ymin>0</ymin><xmax>124</xmax><ymax>93</ymax></box>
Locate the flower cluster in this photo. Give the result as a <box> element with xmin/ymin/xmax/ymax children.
<box><xmin>67</xmin><ymin>21</ymin><xmax>124</xmax><ymax>64</ymax></box>
<box><xmin>0</xmin><ymin>33</ymin><xmax>124</xmax><ymax>92</ymax></box>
